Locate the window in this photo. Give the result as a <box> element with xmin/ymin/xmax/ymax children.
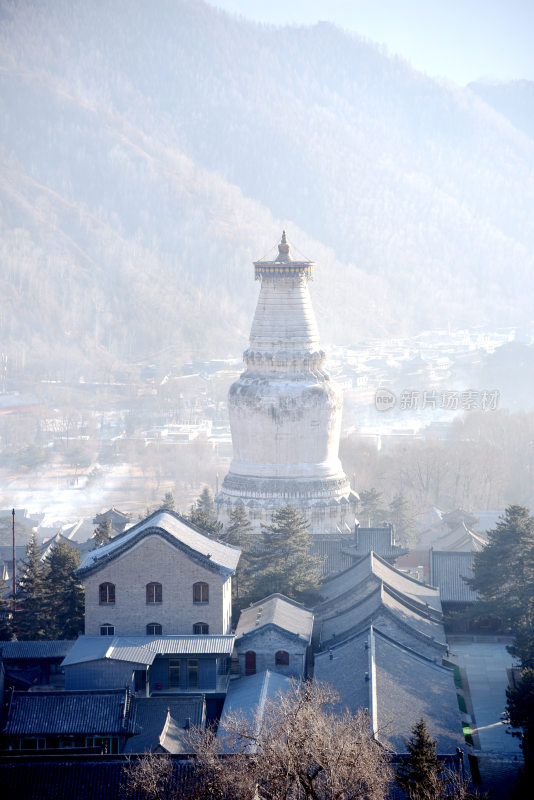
<box><xmin>99</xmin><ymin>582</ymin><xmax>115</xmax><ymax>604</ymax></box>
<box><xmin>146</xmin><ymin>623</ymin><xmax>162</xmax><ymax>635</ymax></box>
<box><xmin>100</xmin><ymin>624</ymin><xmax>115</xmax><ymax>636</ymax></box>
<box><xmin>169</xmin><ymin>659</ymin><xmax>181</xmax><ymax>688</ymax></box>
<box><xmin>193</xmin><ymin>622</ymin><xmax>209</xmax><ymax>635</ymax></box>
<box><xmin>193</xmin><ymin>581</ymin><xmax>209</xmax><ymax>604</ymax></box>
<box><xmin>146</xmin><ymin>582</ymin><xmax>162</xmax><ymax>604</ymax></box>
<box><xmin>245</xmin><ymin>650</ymin><xmax>256</xmax><ymax>676</ymax></box>
<box><xmin>187</xmin><ymin>659</ymin><xmax>199</xmax><ymax>688</ymax></box>
<box><xmin>275</xmin><ymin>650</ymin><xmax>289</xmax><ymax>666</ymax></box>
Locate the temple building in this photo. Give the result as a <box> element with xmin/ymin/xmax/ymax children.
<box><xmin>215</xmin><ymin>233</ymin><xmax>358</xmax><ymax>571</ymax></box>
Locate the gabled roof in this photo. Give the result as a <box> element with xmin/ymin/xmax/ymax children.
<box><xmin>430</xmin><ymin>550</ymin><xmax>478</xmax><ymax>604</ymax></box>
<box><xmin>62</xmin><ymin>635</ymin><xmax>235</xmax><ymax>667</ymax></box>
<box><xmin>125</xmin><ymin>696</ymin><xmax>205</xmax><ymax>754</ymax></box>
<box><xmin>2</xmin><ymin>690</ymin><xmax>131</xmax><ymax>736</ymax></box>
<box><xmin>235</xmin><ymin>594</ymin><xmax>313</xmax><ymax>644</ymax></box>
<box><xmin>1</xmin><ymin>640</ymin><xmax>76</xmax><ymax>660</ymax></box>
<box><xmin>76</xmin><ymin>509</ymin><xmax>240</xmax><ymax>578</ymax></box>
<box><xmin>316</xmin><ymin>582</ymin><xmax>446</xmax><ymax>655</ymax></box>
<box><xmin>315</xmin><ymin>626</ymin><xmax>463</xmax><ymax>754</ymax></box>
<box><xmin>317</xmin><ymin>551</ymin><xmax>442</xmax><ymax>616</ymax></box>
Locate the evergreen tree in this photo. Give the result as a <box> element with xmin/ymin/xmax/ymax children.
<box><xmin>222</xmin><ymin>504</ymin><xmax>253</xmax><ymax>603</ymax></box>
<box><xmin>46</xmin><ymin>541</ymin><xmax>84</xmax><ymax>639</ymax></box>
<box><xmin>93</xmin><ymin>517</ymin><xmax>112</xmax><ymax>547</ymax></box>
<box><xmin>467</xmin><ymin>505</ymin><xmax>534</xmax><ymax>664</ymax></box>
<box><xmin>14</xmin><ymin>532</ymin><xmax>49</xmax><ymax>640</ymax></box>
<box><xmin>244</xmin><ymin>505</ymin><xmax>323</xmax><ymax>605</ymax></box>
<box><xmin>160</xmin><ymin>490</ymin><xmax>176</xmax><ymax>511</ymax></box>
<box><xmin>359</xmin><ymin>488</ymin><xmax>386</xmax><ymax>527</ymax></box>
<box><xmin>396</xmin><ymin>718</ymin><xmax>446</xmax><ymax>800</ymax></box>
<box><xmin>187</xmin><ymin>486</ymin><xmax>222</xmax><ymax>536</ymax></box>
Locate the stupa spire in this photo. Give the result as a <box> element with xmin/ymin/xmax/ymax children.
<box><xmin>276</xmin><ymin>230</ymin><xmax>292</xmax><ymax>263</ymax></box>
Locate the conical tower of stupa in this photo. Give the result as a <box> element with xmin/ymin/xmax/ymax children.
<box><xmin>215</xmin><ymin>233</ymin><xmax>358</xmax><ymax>571</ymax></box>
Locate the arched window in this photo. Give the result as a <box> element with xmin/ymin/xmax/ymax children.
<box><xmin>193</xmin><ymin>622</ymin><xmax>209</xmax><ymax>635</ymax></box>
<box><xmin>146</xmin><ymin>582</ymin><xmax>162</xmax><ymax>604</ymax></box>
<box><xmin>275</xmin><ymin>650</ymin><xmax>289</xmax><ymax>666</ymax></box>
<box><xmin>99</xmin><ymin>583</ymin><xmax>115</xmax><ymax>604</ymax></box>
<box><xmin>100</xmin><ymin>624</ymin><xmax>114</xmax><ymax>636</ymax></box>
<box><xmin>193</xmin><ymin>582</ymin><xmax>209</xmax><ymax>604</ymax></box>
<box><xmin>146</xmin><ymin>623</ymin><xmax>162</xmax><ymax>635</ymax></box>
<box><xmin>245</xmin><ymin>650</ymin><xmax>256</xmax><ymax>676</ymax></box>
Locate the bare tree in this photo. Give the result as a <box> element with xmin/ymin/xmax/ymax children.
<box><xmin>189</xmin><ymin>680</ymin><xmax>392</xmax><ymax>800</ymax></box>
<box><xmin>123</xmin><ymin>752</ymin><xmax>174</xmax><ymax>800</ymax></box>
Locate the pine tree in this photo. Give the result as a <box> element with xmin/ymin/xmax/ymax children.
<box><xmin>245</xmin><ymin>505</ymin><xmax>323</xmax><ymax>605</ymax></box>
<box><xmin>222</xmin><ymin>504</ymin><xmax>253</xmax><ymax>603</ymax></box>
<box><xmin>161</xmin><ymin>491</ymin><xmax>176</xmax><ymax>511</ymax></box>
<box><xmin>14</xmin><ymin>532</ymin><xmax>49</xmax><ymax>640</ymax></box>
<box><xmin>389</xmin><ymin>492</ymin><xmax>417</xmax><ymax>547</ymax></box>
<box><xmin>93</xmin><ymin>517</ymin><xmax>112</xmax><ymax>547</ymax></box>
<box><xmin>467</xmin><ymin>505</ymin><xmax>534</xmax><ymax>664</ymax></box>
<box><xmin>396</xmin><ymin>718</ymin><xmax>445</xmax><ymax>800</ymax></box>
<box><xmin>507</xmin><ymin>668</ymin><xmax>534</xmax><ymax>798</ymax></box>
<box><xmin>46</xmin><ymin>541</ymin><xmax>84</xmax><ymax>639</ymax></box>
<box><xmin>187</xmin><ymin>486</ymin><xmax>222</xmax><ymax>536</ymax></box>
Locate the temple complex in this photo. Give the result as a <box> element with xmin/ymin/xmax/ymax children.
<box><xmin>215</xmin><ymin>233</ymin><xmax>358</xmax><ymax>571</ymax></box>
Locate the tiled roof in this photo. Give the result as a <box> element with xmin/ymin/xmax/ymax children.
<box><xmin>77</xmin><ymin>510</ymin><xmax>240</xmax><ymax>577</ymax></box>
<box><xmin>2</xmin><ymin>690</ymin><xmax>131</xmax><ymax>736</ymax></box>
<box><xmin>317</xmin><ymin>552</ymin><xmax>442</xmax><ymax>617</ymax></box>
<box><xmin>372</xmin><ymin>630</ymin><xmax>464</xmax><ymax>753</ymax></box>
<box><xmin>430</xmin><ymin>550</ymin><xmax>478</xmax><ymax>603</ymax></box>
<box><xmin>315</xmin><ymin>627</ymin><xmax>463</xmax><ymax>754</ymax></box>
<box><xmin>125</xmin><ymin>696</ymin><xmax>205</xmax><ymax>754</ymax></box>
<box><xmin>1</xmin><ymin>640</ymin><xmax>76</xmax><ymax>660</ymax></box>
<box><xmin>0</xmin><ymin>755</ymin><xmax>198</xmax><ymax>800</ymax></box>
<box><xmin>62</xmin><ymin>635</ymin><xmax>235</xmax><ymax>667</ymax></box>
<box><xmin>235</xmin><ymin>594</ymin><xmax>313</xmax><ymax>643</ymax></box>
<box><xmin>316</xmin><ymin>582</ymin><xmax>446</xmax><ymax>654</ymax></box>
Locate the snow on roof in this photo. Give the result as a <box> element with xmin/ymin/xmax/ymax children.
<box><xmin>77</xmin><ymin>509</ymin><xmax>240</xmax><ymax>577</ymax></box>
<box><xmin>235</xmin><ymin>594</ymin><xmax>313</xmax><ymax>643</ymax></box>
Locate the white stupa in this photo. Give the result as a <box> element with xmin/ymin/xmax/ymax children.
<box><xmin>215</xmin><ymin>232</ymin><xmax>358</xmax><ymax>570</ymax></box>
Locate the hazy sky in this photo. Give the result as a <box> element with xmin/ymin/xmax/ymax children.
<box><xmin>210</xmin><ymin>0</ymin><xmax>534</xmax><ymax>85</ymax></box>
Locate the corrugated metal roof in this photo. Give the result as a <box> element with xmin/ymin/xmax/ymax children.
<box><xmin>62</xmin><ymin>635</ymin><xmax>235</xmax><ymax>667</ymax></box>
<box><xmin>430</xmin><ymin>550</ymin><xmax>478</xmax><ymax>603</ymax></box>
<box><xmin>2</xmin><ymin>690</ymin><xmax>130</xmax><ymax>736</ymax></box>
<box><xmin>77</xmin><ymin>510</ymin><xmax>240</xmax><ymax>576</ymax></box>
<box><xmin>235</xmin><ymin>594</ymin><xmax>313</xmax><ymax>642</ymax></box>
<box><xmin>1</xmin><ymin>640</ymin><xmax>76</xmax><ymax>660</ymax></box>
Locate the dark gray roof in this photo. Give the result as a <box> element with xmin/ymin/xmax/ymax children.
<box><xmin>430</xmin><ymin>550</ymin><xmax>478</xmax><ymax>603</ymax></box>
<box><xmin>314</xmin><ymin>627</ymin><xmax>463</xmax><ymax>754</ymax></box>
<box><xmin>235</xmin><ymin>594</ymin><xmax>313</xmax><ymax>643</ymax></box>
<box><xmin>77</xmin><ymin>509</ymin><xmax>240</xmax><ymax>578</ymax></box>
<box><xmin>62</xmin><ymin>635</ymin><xmax>235</xmax><ymax>667</ymax></box>
<box><xmin>2</xmin><ymin>690</ymin><xmax>131</xmax><ymax>736</ymax></box>
<box><xmin>125</xmin><ymin>696</ymin><xmax>205</xmax><ymax>754</ymax></box>
<box><xmin>1</xmin><ymin>640</ymin><xmax>76</xmax><ymax>660</ymax></box>
<box><xmin>0</xmin><ymin>755</ymin><xmax>198</xmax><ymax>800</ymax></box>
<box><xmin>316</xmin><ymin>582</ymin><xmax>446</xmax><ymax>654</ymax></box>
<box><xmin>372</xmin><ymin>630</ymin><xmax>464</xmax><ymax>753</ymax></box>
<box><xmin>317</xmin><ymin>552</ymin><xmax>442</xmax><ymax>619</ymax></box>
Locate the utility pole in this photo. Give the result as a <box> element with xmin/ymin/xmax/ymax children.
<box><xmin>12</xmin><ymin>507</ymin><xmax>16</xmax><ymax>599</ymax></box>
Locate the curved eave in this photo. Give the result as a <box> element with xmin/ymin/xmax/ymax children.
<box><xmin>76</xmin><ymin>527</ymin><xmax>236</xmax><ymax>579</ymax></box>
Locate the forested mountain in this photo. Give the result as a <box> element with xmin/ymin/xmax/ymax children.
<box><xmin>1</xmin><ymin>0</ymin><xmax>533</xmax><ymax>382</ymax></box>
